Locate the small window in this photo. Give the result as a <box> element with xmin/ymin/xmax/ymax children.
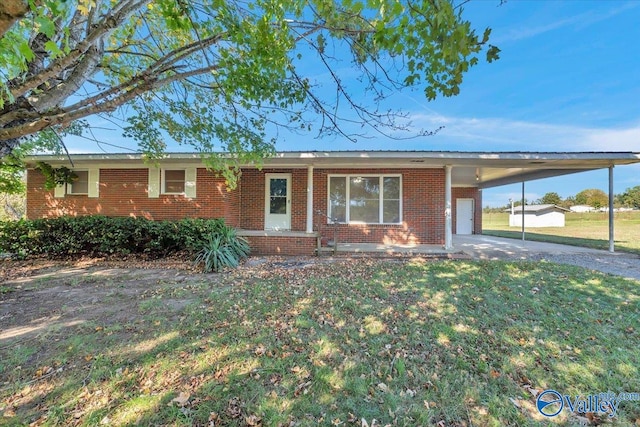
<box><xmin>68</xmin><ymin>170</ymin><xmax>89</xmax><ymax>195</ymax></box>
<box><xmin>163</xmin><ymin>169</ymin><xmax>185</xmax><ymax>194</ymax></box>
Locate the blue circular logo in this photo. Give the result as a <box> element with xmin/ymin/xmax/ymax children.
<box><xmin>537</xmin><ymin>389</ymin><xmax>564</xmax><ymax>417</ymax></box>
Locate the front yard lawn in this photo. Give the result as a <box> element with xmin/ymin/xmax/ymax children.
<box><xmin>1</xmin><ymin>258</ymin><xmax>638</xmax><ymax>426</ymax></box>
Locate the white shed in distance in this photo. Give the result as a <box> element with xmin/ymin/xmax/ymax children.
<box><xmin>508</xmin><ymin>204</ymin><xmax>570</xmax><ymax>228</ymax></box>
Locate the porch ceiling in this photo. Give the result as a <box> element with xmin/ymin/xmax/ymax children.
<box><xmin>26</xmin><ymin>151</ymin><xmax>640</xmax><ymax>188</ymax></box>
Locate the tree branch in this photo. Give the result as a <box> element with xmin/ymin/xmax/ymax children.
<box><xmin>9</xmin><ymin>0</ymin><xmax>147</xmax><ymax>101</ymax></box>
<box><xmin>0</xmin><ymin>64</ymin><xmax>219</xmax><ymax>142</ymax></box>
<box><xmin>30</xmin><ymin>45</ymin><xmax>103</xmax><ymax>112</ymax></box>
<box><xmin>63</xmin><ymin>33</ymin><xmax>224</xmax><ymax>115</ymax></box>
<box><xmin>0</xmin><ymin>0</ymin><xmax>29</xmax><ymax>38</ymax></box>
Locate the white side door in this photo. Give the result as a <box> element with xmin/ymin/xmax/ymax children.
<box><xmin>456</xmin><ymin>198</ymin><xmax>474</xmax><ymax>234</ymax></box>
<box><xmin>265</xmin><ymin>173</ymin><xmax>291</xmax><ymax>230</ymax></box>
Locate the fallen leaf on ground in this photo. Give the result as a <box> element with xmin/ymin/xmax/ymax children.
<box><xmin>227</xmin><ymin>397</ymin><xmax>243</xmax><ymax>418</ymax></box>
<box><xmin>509</xmin><ymin>397</ymin><xmax>522</xmax><ymax>408</ymax></box>
<box><xmin>169</xmin><ymin>392</ymin><xmax>190</xmax><ymax>407</ymax></box>
<box><xmin>294</xmin><ymin>381</ymin><xmax>312</xmax><ymax>396</ymax></box>
<box><xmin>245</xmin><ymin>414</ymin><xmax>262</xmax><ymax>426</ymax></box>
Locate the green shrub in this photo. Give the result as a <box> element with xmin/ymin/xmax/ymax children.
<box><xmin>176</xmin><ymin>218</ymin><xmax>227</xmax><ymax>252</ymax></box>
<box><xmin>0</xmin><ymin>216</ymin><xmax>227</xmax><ymax>258</ymax></box>
<box><xmin>195</xmin><ymin>227</ymin><xmax>250</xmax><ymax>273</ymax></box>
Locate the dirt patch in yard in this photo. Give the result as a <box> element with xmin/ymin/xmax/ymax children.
<box><xmin>0</xmin><ymin>257</ymin><xmax>211</xmax><ymax>423</ymax></box>
<box><xmin>0</xmin><ymin>252</ymin><xmax>199</xmax><ymax>283</ymax></box>
<box><xmin>0</xmin><ymin>260</ymin><xmax>206</xmax><ymax>361</ymax></box>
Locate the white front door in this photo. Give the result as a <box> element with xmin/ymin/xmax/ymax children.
<box><xmin>456</xmin><ymin>198</ymin><xmax>474</xmax><ymax>234</ymax></box>
<box><xmin>265</xmin><ymin>173</ymin><xmax>291</xmax><ymax>230</ymax></box>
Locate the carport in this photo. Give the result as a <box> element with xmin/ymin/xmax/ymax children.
<box><xmin>441</xmin><ymin>151</ymin><xmax>640</xmax><ymax>252</ymax></box>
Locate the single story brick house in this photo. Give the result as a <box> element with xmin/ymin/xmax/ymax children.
<box><xmin>25</xmin><ymin>151</ymin><xmax>640</xmax><ymax>255</ymax></box>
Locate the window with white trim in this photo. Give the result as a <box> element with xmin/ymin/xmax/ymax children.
<box><xmin>162</xmin><ymin>169</ymin><xmax>186</xmax><ymax>194</ymax></box>
<box><xmin>328</xmin><ymin>175</ymin><xmax>402</xmax><ymax>224</ymax></box>
<box><xmin>67</xmin><ymin>170</ymin><xmax>89</xmax><ymax>195</ymax></box>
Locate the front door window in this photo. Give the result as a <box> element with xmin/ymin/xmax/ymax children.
<box><xmin>270</xmin><ymin>179</ymin><xmax>287</xmax><ymax>214</ymax></box>
<box><xmin>265</xmin><ymin>174</ymin><xmax>291</xmax><ymax>230</ymax></box>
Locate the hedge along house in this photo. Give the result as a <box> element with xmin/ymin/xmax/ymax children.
<box><xmin>25</xmin><ymin>151</ymin><xmax>640</xmax><ymax>255</ymax></box>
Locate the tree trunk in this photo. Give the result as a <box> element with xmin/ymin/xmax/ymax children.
<box><xmin>0</xmin><ymin>0</ymin><xmax>29</xmax><ymax>37</ymax></box>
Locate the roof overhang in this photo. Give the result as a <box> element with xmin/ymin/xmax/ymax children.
<box><xmin>25</xmin><ymin>151</ymin><xmax>640</xmax><ymax>188</ymax></box>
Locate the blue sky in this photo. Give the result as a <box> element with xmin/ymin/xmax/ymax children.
<box><xmin>433</xmin><ymin>0</ymin><xmax>640</xmax><ymax>206</ymax></box>
<box><xmin>65</xmin><ymin>0</ymin><xmax>640</xmax><ymax>207</ymax></box>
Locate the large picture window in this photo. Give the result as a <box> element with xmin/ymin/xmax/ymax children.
<box><xmin>328</xmin><ymin>175</ymin><xmax>401</xmax><ymax>224</ymax></box>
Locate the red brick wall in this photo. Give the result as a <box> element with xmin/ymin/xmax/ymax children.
<box><xmin>236</xmin><ymin>168</ymin><xmax>451</xmax><ymax>245</ymax></box>
<box><xmin>226</xmin><ymin>179</ymin><xmax>242</xmax><ymax>228</ymax></box>
<box><xmin>312</xmin><ymin>168</ymin><xmax>446</xmax><ymax>245</ymax></box>
<box><xmin>26</xmin><ymin>166</ymin><xmax>482</xmax><ymax>253</ymax></box>
<box><xmin>239</xmin><ymin>169</ymin><xmax>308</xmax><ymax>231</ymax></box>
<box><xmin>243</xmin><ymin>236</ymin><xmax>316</xmax><ymax>256</ymax></box>
<box><xmin>238</xmin><ymin>169</ymin><xmax>263</xmax><ymax>230</ymax></box>
<box><xmin>452</xmin><ymin>187</ymin><xmax>483</xmax><ymax>234</ymax></box>
<box><xmin>26</xmin><ymin>168</ymin><xmax>235</xmax><ymax>221</ymax></box>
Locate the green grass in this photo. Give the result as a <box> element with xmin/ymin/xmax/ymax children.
<box><xmin>483</xmin><ymin>211</ymin><xmax>640</xmax><ymax>255</ymax></box>
<box><xmin>1</xmin><ymin>260</ymin><xmax>639</xmax><ymax>426</ymax></box>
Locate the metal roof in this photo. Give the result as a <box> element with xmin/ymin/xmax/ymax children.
<box><xmin>509</xmin><ymin>204</ymin><xmax>571</xmax><ymax>213</ymax></box>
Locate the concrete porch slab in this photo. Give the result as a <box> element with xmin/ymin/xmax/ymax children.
<box><xmin>334</xmin><ymin>242</ymin><xmax>468</xmax><ymax>258</ymax></box>
<box><xmin>237</xmin><ymin>229</ymin><xmax>319</xmax><ymax>238</ymax></box>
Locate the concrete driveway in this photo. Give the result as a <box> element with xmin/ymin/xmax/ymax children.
<box><xmin>454</xmin><ymin>235</ymin><xmax>640</xmax><ymax>281</ymax></box>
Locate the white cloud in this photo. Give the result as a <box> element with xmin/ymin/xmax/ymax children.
<box><xmin>496</xmin><ymin>16</ymin><xmax>580</xmax><ymax>43</ymax></box>
<box><xmin>406</xmin><ymin>112</ymin><xmax>640</xmax><ymax>152</ymax></box>
<box><xmin>494</xmin><ymin>2</ymin><xmax>639</xmax><ymax>44</ymax></box>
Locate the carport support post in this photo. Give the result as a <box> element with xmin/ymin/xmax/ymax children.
<box><xmin>444</xmin><ymin>165</ymin><xmax>453</xmax><ymax>250</ymax></box>
<box><xmin>521</xmin><ymin>181</ymin><xmax>525</xmax><ymax>241</ymax></box>
<box><xmin>609</xmin><ymin>165</ymin><xmax>614</xmax><ymax>252</ymax></box>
